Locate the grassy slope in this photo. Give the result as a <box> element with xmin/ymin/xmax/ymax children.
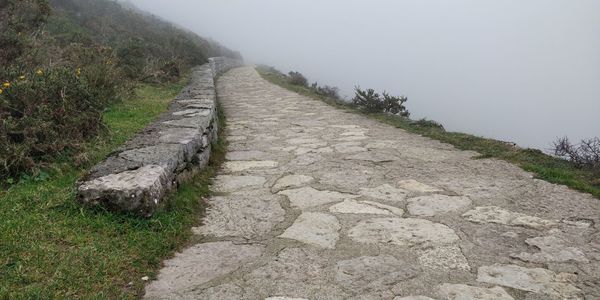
<box><xmin>0</xmin><ymin>79</ymin><xmax>227</xmax><ymax>298</ymax></box>
<box><xmin>256</xmin><ymin>66</ymin><xmax>600</xmax><ymax>199</ymax></box>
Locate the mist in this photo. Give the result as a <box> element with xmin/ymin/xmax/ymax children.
<box><xmin>130</xmin><ymin>0</ymin><xmax>600</xmax><ymax>150</ymax></box>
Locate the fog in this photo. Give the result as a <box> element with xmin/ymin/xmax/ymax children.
<box><xmin>131</xmin><ymin>0</ymin><xmax>600</xmax><ymax>150</ymax></box>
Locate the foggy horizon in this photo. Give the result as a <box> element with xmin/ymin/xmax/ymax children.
<box><xmin>130</xmin><ymin>0</ymin><xmax>600</xmax><ymax>151</ymax></box>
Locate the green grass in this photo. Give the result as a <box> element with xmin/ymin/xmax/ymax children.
<box><xmin>0</xmin><ymin>79</ymin><xmax>228</xmax><ymax>298</ymax></box>
<box><xmin>256</xmin><ymin>66</ymin><xmax>600</xmax><ymax>199</ymax></box>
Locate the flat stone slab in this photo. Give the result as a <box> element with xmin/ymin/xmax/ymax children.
<box><xmin>438</xmin><ymin>284</ymin><xmax>514</xmax><ymax>300</ymax></box>
<box><xmin>329</xmin><ymin>199</ymin><xmax>404</xmax><ymax>216</ymax></box>
<box><xmin>78</xmin><ymin>165</ymin><xmax>169</xmax><ymax>217</ymax></box>
<box><xmin>272</xmin><ymin>175</ymin><xmax>314</xmax><ymax>192</ymax></box>
<box><xmin>335</xmin><ymin>255</ymin><xmax>420</xmax><ymax>293</ymax></box>
<box><xmin>212</xmin><ymin>175</ymin><xmax>266</xmax><ymax>193</ymax></box>
<box><xmin>145</xmin><ymin>241</ymin><xmax>264</xmax><ymax>299</ymax></box>
<box><xmin>397</xmin><ymin>179</ymin><xmax>443</xmax><ymax>193</ymax></box>
<box><xmin>477</xmin><ymin>264</ymin><xmax>581</xmax><ymax>299</ymax></box>
<box><xmin>407</xmin><ymin>194</ymin><xmax>472</xmax><ymax>216</ymax></box>
<box><xmin>358</xmin><ymin>184</ymin><xmax>409</xmax><ymax>202</ymax></box>
<box><xmin>511</xmin><ymin>235</ymin><xmax>588</xmax><ymax>263</ymax></box>
<box><xmin>223</xmin><ymin>160</ymin><xmax>279</xmax><ymax>172</ymax></box>
<box><xmin>278</xmin><ymin>187</ymin><xmax>358</xmax><ymax>210</ymax></box>
<box><xmin>348</xmin><ymin>218</ymin><xmax>460</xmax><ymax>247</ymax></box>
<box><xmin>195</xmin><ymin>191</ymin><xmax>285</xmax><ymax>239</ymax></box>
<box><xmin>418</xmin><ymin>245</ymin><xmax>470</xmax><ymax>271</ymax></box>
<box><xmin>463</xmin><ymin>206</ymin><xmax>557</xmax><ymax>229</ymax></box>
<box><xmin>279</xmin><ymin>212</ymin><xmax>340</xmax><ymax>249</ymax></box>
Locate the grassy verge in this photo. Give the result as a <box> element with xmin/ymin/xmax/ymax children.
<box><xmin>0</xmin><ymin>79</ymin><xmax>228</xmax><ymax>298</ymax></box>
<box><xmin>256</xmin><ymin>66</ymin><xmax>600</xmax><ymax>199</ymax></box>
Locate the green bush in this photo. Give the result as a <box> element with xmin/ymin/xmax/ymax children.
<box><xmin>353</xmin><ymin>87</ymin><xmax>410</xmax><ymax>117</ymax></box>
<box><xmin>288</xmin><ymin>71</ymin><xmax>308</xmax><ymax>87</ymax></box>
<box><xmin>0</xmin><ymin>63</ymin><xmax>121</xmax><ymax>178</ymax></box>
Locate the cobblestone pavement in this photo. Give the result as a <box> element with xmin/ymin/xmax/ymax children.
<box><xmin>145</xmin><ymin>67</ymin><xmax>600</xmax><ymax>300</ymax></box>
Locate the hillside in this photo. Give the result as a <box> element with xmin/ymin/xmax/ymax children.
<box><xmin>0</xmin><ymin>0</ymin><xmax>239</xmax><ymax>181</ymax></box>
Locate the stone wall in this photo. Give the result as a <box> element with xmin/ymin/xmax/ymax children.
<box><xmin>77</xmin><ymin>57</ymin><xmax>244</xmax><ymax>217</ymax></box>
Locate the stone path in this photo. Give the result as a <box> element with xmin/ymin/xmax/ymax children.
<box><xmin>145</xmin><ymin>67</ymin><xmax>600</xmax><ymax>299</ymax></box>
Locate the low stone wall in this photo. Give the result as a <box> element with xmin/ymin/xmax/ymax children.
<box><xmin>77</xmin><ymin>57</ymin><xmax>243</xmax><ymax>217</ymax></box>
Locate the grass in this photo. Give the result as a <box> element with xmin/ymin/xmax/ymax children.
<box><xmin>256</xmin><ymin>65</ymin><xmax>600</xmax><ymax>199</ymax></box>
<box><xmin>0</xmin><ymin>78</ymin><xmax>228</xmax><ymax>298</ymax></box>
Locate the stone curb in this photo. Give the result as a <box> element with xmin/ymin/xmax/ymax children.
<box><xmin>76</xmin><ymin>57</ymin><xmax>243</xmax><ymax>217</ymax></box>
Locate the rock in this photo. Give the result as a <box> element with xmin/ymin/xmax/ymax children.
<box><xmin>212</xmin><ymin>175</ymin><xmax>266</xmax><ymax>193</ymax></box>
<box><xmin>144</xmin><ymin>242</ymin><xmax>264</xmax><ymax>299</ymax></box>
<box><xmin>329</xmin><ymin>199</ymin><xmax>403</xmax><ymax>216</ymax></box>
<box><xmin>272</xmin><ymin>175</ymin><xmax>314</xmax><ymax>192</ymax></box>
<box><xmin>477</xmin><ymin>264</ymin><xmax>581</xmax><ymax>298</ymax></box>
<box><xmin>265</xmin><ymin>298</ymin><xmax>308</xmax><ymax>300</ymax></box>
<box><xmin>462</xmin><ymin>206</ymin><xmax>557</xmax><ymax>229</ymax></box>
<box><xmin>245</xmin><ymin>247</ymin><xmax>349</xmax><ymax>298</ymax></box>
<box><xmin>119</xmin><ymin>144</ymin><xmax>185</xmax><ymax>174</ymax></box>
<box><xmin>226</xmin><ymin>150</ymin><xmax>269</xmax><ymax>161</ymax></box>
<box><xmin>348</xmin><ymin>218</ymin><xmax>460</xmax><ymax>247</ymax></box>
<box><xmin>195</xmin><ymin>190</ymin><xmax>285</xmax><ymax>239</ymax></box>
<box><xmin>358</xmin><ymin>184</ymin><xmax>409</xmax><ymax>202</ymax></box>
<box><xmin>335</xmin><ymin>255</ymin><xmax>420</xmax><ymax>293</ymax></box>
<box><xmin>418</xmin><ymin>245</ymin><xmax>470</xmax><ymax>271</ymax></box>
<box><xmin>511</xmin><ymin>235</ymin><xmax>588</xmax><ymax>263</ymax></box>
<box><xmin>285</xmin><ymin>137</ymin><xmax>322</xmax><ymax>145</ymax></box>
<box><xmin>438</xmin><ymin>284</ymin><xmax>514</xmax><ymax>300</ymax></box>
<box><xmin>407</xmin><ymin>194</ymin><xmax>472</xmax><ymax>216</ymax></box>
<box><xmin>224</xmin><ymin>160</ymin><xmax>278</xmax><ymax>172</ymax></box>
<box><xmin>279</xmin><ymin>212</ymin><xmax>340</xmax><ymax>249</ymax></box>
<box><xmin>394</xmin><ymin>297</ymin><xmax>435</xmax><ymax>300</ymax></box>
<box><xmin>397</xmin><ymin>180</ymin><xmax>442</xmax><ymax>193</ymax></box>
<box><xmin>78</xmin><ymin>165</ymin><xmax>170</xmax><ymax>217</ymax></box>
<box><xmin>333</xmin><ymin>142</ymin><xmax>367</xmax><ymax>153</ymax></box>
<box><xmin>141</xmin><ymin>276</ymin><xmax>149</xmax><ymax>281</ymax></box>
<box><xmin>278</xmin><ymin>186</ymin><xmax>358</xmax><ymax>210</ymax></box>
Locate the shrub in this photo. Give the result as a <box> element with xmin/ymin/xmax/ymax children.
<box><xmin>0</xmin><ymin>63</ymin><xmax>122</xmax><ymax>178</ymax></box>
<box><xmin>310</xmin><ymin>82</ymin><xmax>340</xmax><ymax>99</ymax></box>
<box><xmin>553</xmin><ymin>137</ymin><xmax>600</xmax><ymax>170</ymax></box>
<box><xmin>353</xmin><ymin>87</ymin><xmax>410</xmax><ymax>116</ymax></box>
<box><xmin>288</xmin><ymin>71</ymin><xmax>308</xmax><ymax>87</ymax></box>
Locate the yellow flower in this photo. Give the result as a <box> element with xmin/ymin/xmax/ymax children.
<box><xmin>76</xmin><ymin>68</ymin><xmax>81</xmax><ymax>76</ymax></box>
<box><xmin>2</xmin><ymin>82</ymin><xmax>10</xmax><ymax>88</ymax></box>
<box><xmin>36</xmin><ymin>69</ymin><xmax>43</xmax><ymax>76</ymax></box>
<box><xmin>0</xmin><ymin>89</ymin><xmax>3</xmax><ymax>94</ymax></box>
<box><xmin>19</xmin><ymin>75</ymin><xmax>25</xmax><ymax>80</ymax></box>
<box><xmin>106</xmin><ymin>59</ymin><xmax>112</xmax><ymax>65</ymax></box>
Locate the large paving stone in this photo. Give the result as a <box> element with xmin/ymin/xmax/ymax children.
<box><xmin>511</xmin><ymin>235</ymin><xmax>588</xmax><ymax>263</ymax></box>
<box><xmin>244</xmin><ymin>247</ymin><xmax>349</xmax><ymax>298</ymax></box>
<box><xmin>195</xmin><ymin>191</ymin><xmax>285</xmax><ymax>239</ymax></box>
<box><xmin>278</xmin><ymin>186</ymin><xmax>358</xmax><ymax>210</ymax></box>
<box><xmin>335</xmin><ymin>255</ymin><xmax>420</xmax><ymax>293</ymax></box>
<box><xmin>348</xmin><ymin>218</ymin><xmax>460</xmax><ymax>247</ymax></box>
<box><xmin>477</xmin><ymin>264</ymin><xmax>581</xmax><ymax>298</ymax></box>
<box><xmin>438</xmin><ymin>284</ymin><xmax>514</xmax><ymax>300</ymax></box>
<box><xmin>407</xmin><ymin>194</ymin><xmax>472</xmax><ymax>217</ymax></box>
<box><xmin>211</xmin><ymin>175</ymin><xmax>266</xmax><ymax>193</ymax></box>
<box><xmin>78</xmin><ymin>165</ymin><xmax>170</xmax><ymax>217</ymax></box>
<box><xmin>279</xmin><ymin>212</ymin><xmax>340</xmax><ymax>249</ymax></box>
<box><xmin>329</xmin><ymin>199</ymin><xmax>403</xmax><ymax>216</ymax></box>
<box><xmin>463</xmin><ymin>206</ymin><xmax>557</xmax><ymax>229</ymax></box>
<box><xmin>144</xmin><ymin>242</ymin><xmax>264</xmax><ymax>299</ymax></box>
<box><xmin>272</xmin><ymin>174</ymin><xmax>314</xmax><ymax>192</ymax></box>
<box><xmin>358</xmin><ymin>184</ymin><xmax>409</xmax><ymax>202</ymax></box>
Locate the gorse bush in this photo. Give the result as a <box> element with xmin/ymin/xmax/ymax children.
<box><xmin>288</xmin><ymin>71</ymin><xmax>308</xmax><ymax>87</ymax></box>
<box><xmin>0</xmin><ymin>65</ymin><xmax>121</xmax><ymax>177</ymax></box>
<box><xmin>353</xmin><ymin>87</ymin><xmax>410</xmax><ymax>117</ymax></box>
